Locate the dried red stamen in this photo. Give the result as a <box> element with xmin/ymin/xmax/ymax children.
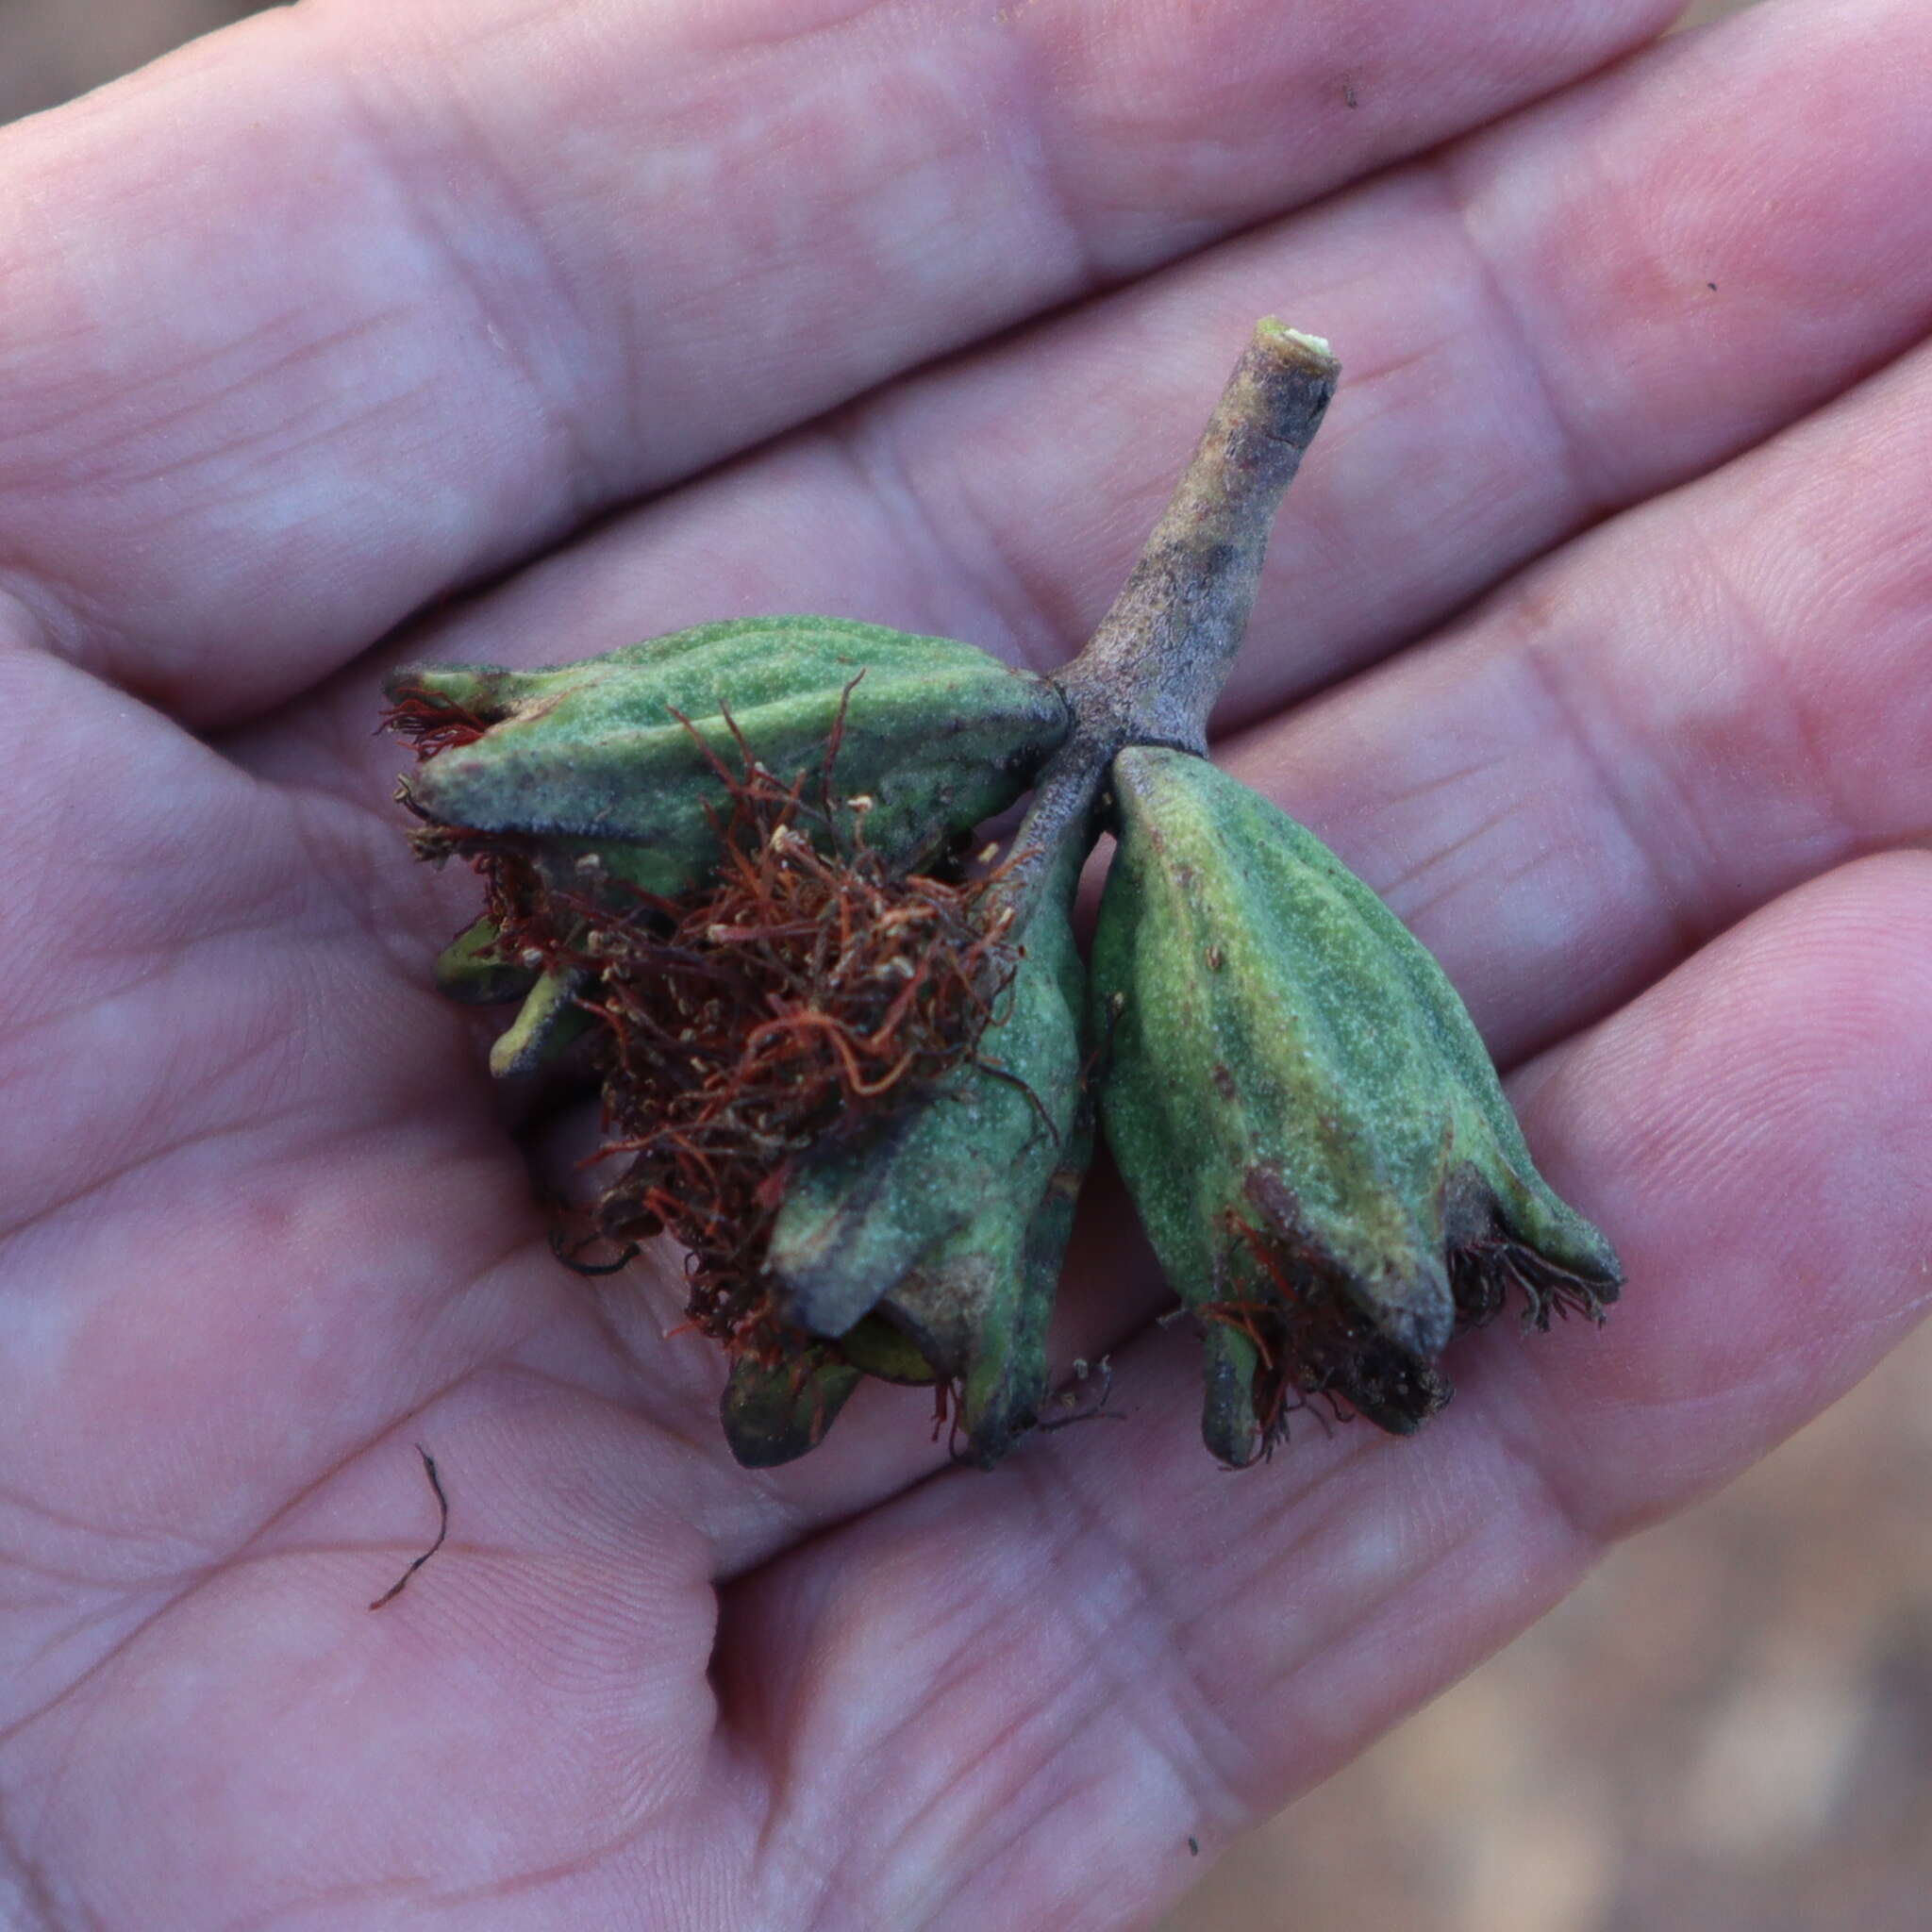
<box><xmin>381</xmin><ymin>684</ymin><xmax>493</xmax><ymax>759</ymax></box>
<box><xmin>1201</xmin><ymin>1212</ymin><xmax>1446</xmax><ymax>1448</ymax></box>
<box><xmin>423</xmin><ymin>734</ymin><xmax>1022</xmax><ymax>1372</ymax></box>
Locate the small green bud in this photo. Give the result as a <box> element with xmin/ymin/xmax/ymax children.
<box><xmin>486</xmin><ymin>966</ymin><xmax>594</xmax><ymax>1078</ymax></box>
<box><xmin>432</xmin><ymin>915</ymin><xmax>540</xmax><ymax>1006</ymax></box>
<box><xmin>1091</xmin><ymin>745</ymin><xmax>1621</xmax><ymax>1465</ymax></box>
<box><xmin>838</xmin><ymin>1315</ymin><xmax>944</xmax><ymax>1386</ymax></box>
<box><xmin>721</xmin><ymin>1344</ymin><xmax>864</xmax><ymax>1469</ymax></box>
<box><xmin>718</xmin><ymin>1136</ymin><xmax>1089</xmax><ymax>1469</ymax></box>
<box><xmin>719</xmin><ymin>1312</ymin><xmax>949</xmax><ymax>1468</ymax></box>
<box><xmin>387</xmin><ymin>616</ymin><xmax>1070</xmax><ymax>893</ymax></box>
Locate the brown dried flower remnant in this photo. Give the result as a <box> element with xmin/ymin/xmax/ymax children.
<box><xmin>557</xmin><ymin>762</ymin><xmax>1023</xmax><ymax>1370</ymax></box>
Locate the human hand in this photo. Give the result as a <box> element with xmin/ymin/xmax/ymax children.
<box><xmin>2</xmin><ymin>0</ymin><xmax>1927</xmax><ymax>1924</ymax></box>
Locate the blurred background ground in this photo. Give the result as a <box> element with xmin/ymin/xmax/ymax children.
<box><xmin>8</xmin><ymin>2</ymin><xmax>1928</xmax><ymax>1929</ymax></box>
<box><xmin>1172</xmin><ymin>1333</ymin><xmax>1932</xmax><ymax>1932</ymax></box>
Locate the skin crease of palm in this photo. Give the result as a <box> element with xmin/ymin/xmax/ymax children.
<box><xmin>0</xmin><ymin>0</ymin><xmax>1929</xmax><ymax>1924</ymax></box>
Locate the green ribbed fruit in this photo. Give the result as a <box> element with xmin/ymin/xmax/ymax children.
<box><xmin>757</xmin><ymin>841</ymin><xmax>1091</xmax><ymax>1466</ymax></box>
<box><xmin>870</xmin><ymin>1105</ymin><xmax>1091</xmax><ymax>1467</ymax></box>
<box><xmin>389</xmin><ymin>616</ymin><xmax>1070</xmax><ymax>895</ymax></box>
<box><xmin>1091</xmin><ymin>744</ymin><xmax>1620</xmax><ymax>1466</ymax></box>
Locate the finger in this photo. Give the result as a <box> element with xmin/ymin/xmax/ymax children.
<box><xmin>0</xmin><ymin>0</ymin><xmax>1680</xmax><ymax>725</ymax></box>
<box><xmin>715</xmin><ymin>854</ymin><xmax>1932</xmax><ymax>1925</ymax></box>
<box><xmin>0</xmin><ymin>593</ymin><xmax>496</xmax><ymax>1237</ymax></box>
<box><xmin>242</xmin><ymin>0</ymin><xmax>1932</xmax><ymax>797</ymax></box>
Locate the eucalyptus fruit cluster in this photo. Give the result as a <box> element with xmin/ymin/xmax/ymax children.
<box><xmin>386</xmin><ymin>321</ymin><xmax>1620</xmax><ymax>1471</ymax></box>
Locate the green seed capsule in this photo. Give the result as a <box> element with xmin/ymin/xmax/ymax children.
<box><xmin>1091</xmin><ymin>744</ymin><xmax>1621</xmax><ymax>1466</ymax></box>
<box><xmin>719</xmin><ymin>1169</ymin><xmax>1091</xmax><ymax>1472</ymax></box>
<box><xmin>869</xmin><ymin>1106</ymin><xmax>1091</xmax><ymax>1466</ymax></box>
<box><xmin>760</xmin><ymin>838</ymin><xmax>1091</xmax><ymax>1463</ymax></box>
<box><xmin>486</xmin><ymin>966</ymin><xmax>595</xmax><ymax>1079</ymax></box>
<box><xmin>388</xmin><ymin>616</ymin><xmax>1071</xmax><ymax>894</ymax></box>
<box><xmin>838</xmin><ymin>1316</ymin><xmax>944</xmax><ymax>1387</ymax></box>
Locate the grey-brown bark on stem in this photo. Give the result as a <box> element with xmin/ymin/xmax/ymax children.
<box><xmin>995</xmin><ymin>319</ymin><xmax>1340</xmax><ymax>944</ymax></box>
<box><xmin>1056</xmin><ymin>319</ymin><xmax>1340</xmax><ymax>758</ymax></box>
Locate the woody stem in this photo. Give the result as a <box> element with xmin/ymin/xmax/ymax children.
<box><xmin>1001</xmin><ymin>319</ymin><xmax>1340</xmax><ymax>934</ymax></box>
<box><xmin>1058</xmin><ymin>318</ymin><xmax>1338</xmax><ymax>756</ymax></box>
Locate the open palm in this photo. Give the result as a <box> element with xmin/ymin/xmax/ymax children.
<box><xmin>3</xmin><ymin>0</ymin><xmax>1929</xmax><ymax>1924</ymax></box>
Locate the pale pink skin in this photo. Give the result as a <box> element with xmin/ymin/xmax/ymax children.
<box><xmin>2</xmin><ymin>0</ymin><xmax>1929</xmax><ymax>1923</ymax></box>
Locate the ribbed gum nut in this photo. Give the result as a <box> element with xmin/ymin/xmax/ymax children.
<box><xmin>763</xmin><ymin>841</ymin><xmax>1087</xmax><ymax>1343</ymax></box>
<box><xmin>389</xmin><ymin>616</ymin><xmax>1071</xmax><ymax>894</ymax></box>
<box><xmin>856</xmin><ymin>1102</ymin><xmax>1087</xmax><ymax>1468</ymax></box>
<box><xmin>766</xmin><ymin>1104</ymin><xmax>1088</xmax><ymax>1477</ymax></box>
<box><xmin>1091</xmin><ymin>744</ymin><xmax>1621</xmax><ymax>1465</ymax></box>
